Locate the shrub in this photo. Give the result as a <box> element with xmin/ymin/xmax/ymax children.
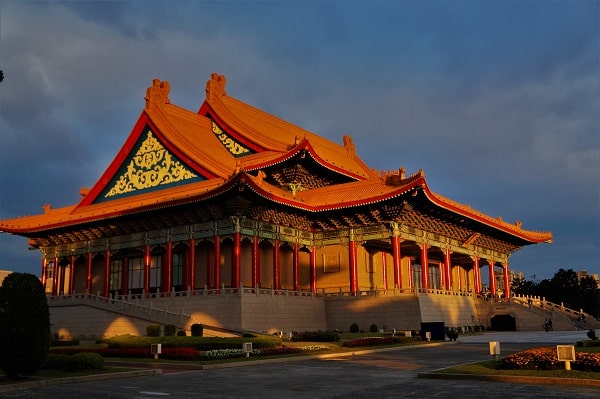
<box><xmin>146</xmin><ymin>324</ymin><xmax>161</xmax><ymax>337</ymax></box>
<box><xmin>191</xmin><ymin>324</ymin><xmax>204</xmax><ymax>337</ymax></box>
<box><xmin>176</xmin><ymin>330</ymin><xmax>187</xmax><ymax>336</ymax></box>
<box><xmin>163</xmin><ymin>324</ymin><xmax>177</xmax><ymax>337</ymax></box>
<box><xmin>67</xmin><ymin>352</ymin><xmax>104</xmax><ymax>371</ymax></box>
<box><xmin>45</xmin><ymin>354</ymin><xmax>71</xmax><ymax>370</ymax></box>
<box><xmin>576</xmin><ymin>339</ymin><xmax>600</xmax><ymax>347</ymax></box>
<box><xmin>0</xmin><ymin>273</ymin><xmax>51</xmax><ymax>379</ymax></box>
<box><xmin>369</xmin><ymin>324</ymin><xmax>378</xmax><ymax>333</ymax></box>
<box><xmin>349</xmin><ymin>323</ymin><xmax>360</xmax><ymax>333</ymax></box>
<box><xmin>291</xmin><ymin>331</ymin><xmax>340</xmax><ymax>342</ymax></box>
<box><xmin>51</xmin><ymin>339</ymin><xmax>80</xmax><ymax>347</ymax></box>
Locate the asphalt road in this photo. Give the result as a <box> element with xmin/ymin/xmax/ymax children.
<box><xmin>1</xmin><ymin>331</ymin><xmax>598</xmax><ymax>399</ymax></box>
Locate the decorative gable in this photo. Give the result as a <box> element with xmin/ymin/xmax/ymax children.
<box><xmin>211</xmin><ymin>120</ymin><xmax>255</xmax><ymax>157</ymax></box>
<box><xmin>95</xmin><ymin>129</ymin><xmax>203</xmax><ymax>202</ymax></box>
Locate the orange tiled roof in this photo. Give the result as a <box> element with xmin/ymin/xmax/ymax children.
<box><xmin>0</xmin><ymin>74</ymin><xmax>552</xmax><ymax>246</ymax></box>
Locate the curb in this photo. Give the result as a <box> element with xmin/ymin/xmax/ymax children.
<box><xmin>417</xmin><ymin>372</ymin><xmax>600</xmax><ymax>387</ymax></box>
<box><xmin>0</xmin><ymin>369</ymin><xmax>161</xmax><ymax>394</ymax></box>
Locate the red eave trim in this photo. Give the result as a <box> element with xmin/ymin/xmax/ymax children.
<box><xmin>421</xmin><ymin>185</ymin><xmax>550</xmax><ymax>243</ymax></box>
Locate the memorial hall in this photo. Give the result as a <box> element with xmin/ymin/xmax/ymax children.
<box><xmin>0</xmin><ymin>73</ymin><xmax>554</xmax><ymax>338</ymax></box>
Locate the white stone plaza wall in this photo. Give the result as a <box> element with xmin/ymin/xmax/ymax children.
<box><xmin>241</xmin><ymin>294</ymin><xmax>327</xmax><ymax>334</ymax></box>
<box><xmin>418</xmin><ymin>293</ymin><xmax>480</xmax><ymax>328</ymax></box>
<box><xmin>50</xmin><ymin>305</ymin><xmax>150</xmax><ymax>339</ymax></box>
<box><xmin>324</xmin><ymin>293</ymin><xmax>422</xmax><ymax>332</ymax></box>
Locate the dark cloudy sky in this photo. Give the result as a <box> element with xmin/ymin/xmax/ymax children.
<box><xmin>0</xmin><ymin>1</ymin><xmax>598</xmax><ymax>281</ymax></box>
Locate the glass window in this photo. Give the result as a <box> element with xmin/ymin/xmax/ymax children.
<box><xmin>172</xmin><ymin>252</ymin><xmax>184</xmax><ymax>288</ymax></box>
<box><xmin>128</xmin><ymin>257</ymin><xmax>144</xmax><ymax>291</ymax></box>
<box><xmin>149</xmin><ymin>254</ymin><xmax>162</xmax><ymax>290</ymax></box>
<box><xmin>110</xmin><ymin>260</ymin><xmax>122</xmax><ymax>291</ymax></box>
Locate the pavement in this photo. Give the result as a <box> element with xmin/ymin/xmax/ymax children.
<box><xmin>0</xmin><ymin>330</ymin><xmax>598</xmax><ymax>398</ymax></box>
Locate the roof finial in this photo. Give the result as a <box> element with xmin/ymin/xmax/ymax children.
<box><xmin>145</xmin><ymin>79</ymin><xmax>171</xmax><ymax>109</ymax></box>
<box><xmin>206</xmin><ymin>73</ymin><xmax>227</xmax><ymax>100</ymax></box>
<box><xmin>343</xmin><ymin>135</ymin><xmax>356</xmax><ymax>155</ymax></box>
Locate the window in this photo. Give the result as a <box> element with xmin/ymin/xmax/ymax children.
<box><xmin>110</xmin><ymin>260</ymin><xmax>122</xmax><ymax>291</ymax></box>
<box><xmin>128</xmin><ymin>256</ymin><xmax>144</xmax><ymax>291</ymax></box>
<box><xmin>172</xmin><ymin>251</ymin><xmax>184</xmax><ymax>290</ymax></box>
<box><xmin>149</xmin><ymin>254</ymin><xmax>162</xmax><ymax>291</ymax></box>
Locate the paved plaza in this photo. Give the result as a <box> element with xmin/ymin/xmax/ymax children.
<box><xmin>0</xmin><ymin>330</ymin><xmax>598</xmax><ymax>399</ymax></box>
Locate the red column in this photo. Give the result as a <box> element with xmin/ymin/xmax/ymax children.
<box><xmin>408</xmin><ymin>257</ymin><xmax>413</xmax><ymax>289</ymax></box>
<box><xmin>206</xmin><ymin>244</ymin><xmax>212</xmax><ymax>289</ymax></box>
<box><xmin>187</xmin><ymin>238</ymin><xmax>196</xmax><ymax>291</ymax></box>
<box><xmin>381</xmin><ymin>252</ymin><xmax>388</xmax><ymax>291</ymax></box>
<box><xmin>444</xmin><ymin>249</ymin><xmax>452</xmax><ymax>291</ymax></box>
<box><xmin>232</xmin><ymin>232</ymin><xmax>241</xmax><ymax>289</ymax></box>
<box><xmin>503</xmin><ymin>262</ymin><xmax>510</xmax><ymax>299</ymax></box>
<box><xmin>391</xmin><ymin>235</ymin><xmax>402</xmax><ymax>290</ymax></box>
<box><xmin>41</xmin><ymin>258</ymin><xmax>48</xmax><ymax>290</ymax></box>
<box><xmin>59</xmin><ymin>263</ymin><xmax>66</xmax><ymax>295</ymax></box>
<box><xmin>103</xmin><ymin>250</ymin><xmax>110</xmax><ymax>297</ymax></box>
<box><xmin>348</xmin><ymin>237</ymin><xmax>358</xmax><ymax>294</ymax></box>
<box><xmin>488</xmin><ymin>260</ymin><xmax>497</xmax><ymax>296</ymax></box>
<box><xmin>144</xmin><ymin>245</ymin><xmax>151</xmax><ymax>297</ymax></box>
<box><xmin>252</xmin><ymin>236</ymin><xmax>260</xmax><ymax>288</ymax></box>
<box><xmin>164</xmin><ymin>242</ymin><xmax>173</xmax><ymax>295</ymax></box>
<box><xmin>472</xmin><ymin>256</ymin><xmax>480</xmax><ymax>294</ymax></box>
<box><xmin>68</xmin><ymin>255</ymin><xmax>75</xmax><ymax>295</ymax></box>
<box><xmin>273</xmin><ymin>239</ymin><xmax>280</xmax><ymax>290</ymax></box>
<box><xmin>292</xmin><ymin>242</ymin><xmax>299</xmax><ymax>291</ymax></box>
<box><xmin>214</xmin><ymin>237</ymin><xmax>221</xmax><ymax>290</ymax></box>
<box><xmin>86</xmin><ymin>253</ymin><xmax>92</xmax><ymax>295</ymax></box>
<box><xmin>309</xmin><ymin>246</ymin><xmax>316</xmax><ymax>293</ymax></box>
<box><xmin>121</xmin><ymin>257</ymin><xmax>129</xmax><ymax>296</ymax></box>
<box><xmin>420</xmin><ymin>243</ymin><xmax>429</xmax><ymax>290</ymax></box>
<box><xmin>51</xmin><ymin>259</ymin><xmax>58</xmax><ymax>296</ymax></box>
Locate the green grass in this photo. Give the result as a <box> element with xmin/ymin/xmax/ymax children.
<box><xmin>433</xmin><ymin>360</ymin><xmax>600</xmax><ymax>380</ymax></box>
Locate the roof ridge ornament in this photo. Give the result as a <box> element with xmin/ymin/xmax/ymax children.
<box><xmin>145</xmin><ymin>79</ymin><xmax>171</xmax><ymax>109</ymax></box>
<box><xmin>206</xmin><ymin>73</ymin><xmax>227</xmax><ymax>101</ymax></box>
<box><xmin>343</xmin><ymin>135</ymin><xmax>356</xmax><ymax>156</ymax></box>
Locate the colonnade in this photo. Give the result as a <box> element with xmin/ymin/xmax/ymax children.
<box><xmin>42</xmin><ymin>228</ymin><xmax>511</xmax><ymax>300</ymax></box>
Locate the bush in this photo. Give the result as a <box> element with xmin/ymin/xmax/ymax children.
<box><xmin>163</xmin><ymin>324</ymin><xmax>177</xmax><ymax>337</ymax></box>
<box><xmin>291</xmin><ymin>331</ymin><xmax>340</xmax><ymax>342</ymax></box>
<box><xmin>45</xmin><ymin>354</ymin><xmax>71</xmax><ymax>370</ymax></box>
<box><xmin>349</xmin><ymin>323</ymin><xmax>360</xmax><ymax>333</ymax></box>
<box><xmin>369</xmin><ymin>324</ymin><xmax>378</xmax><ymax>333</ymax></box>
<box><xmin>51</xmin><ymin>339</ymin><xmax>80</xmax><ymax>347</ymax></box>
<box><xmin>176</xmin><ymin>330</ymin><xmax>187</xmax><ymax>336</ymax></box>
<box><xmin>191</xmin><ymin>324</ymin><xmax>204</xmax><ymax>337</ymax></box>
<box><xmin>67</xmin><ymin>352</ymin><xmax>104</xmax><ymax>371</ymax></box>
<box><xmin>0</xmin><ymin>273</ymin><xmax>51</xmax><ymax>379</ymax></box>
<box><xmin>146</xmin><ymin>324</ymin><xmax>161</xmax><ymax>337</ymax></box>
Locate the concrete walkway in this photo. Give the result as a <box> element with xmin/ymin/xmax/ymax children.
<box><xmin>458</xmin><ymin>329</ymin><xmax>592</xmax><ymax>344</ymax></box>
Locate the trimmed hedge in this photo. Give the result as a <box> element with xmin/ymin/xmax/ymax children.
<box><xmin>67</xmin><ymin>352</ymin><xmax>104</xmax><ymax>371</ymax></box>
<box><xmin>45</xmin><ymin>354</ymin><xmax>71</xmax><ymax>369</ymax></box>
<box><xmin>291</xmin><ymin>331</ymin><xmax>340</xmax><ymax>342</ymax></box>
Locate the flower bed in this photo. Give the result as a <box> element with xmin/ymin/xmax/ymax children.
<box><xmin>501</xmin><ymin>347</ymin><xmax>600</xmax><ymax>372</ymax></box>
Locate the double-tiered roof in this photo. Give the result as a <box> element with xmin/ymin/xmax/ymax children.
<box><xmin>0</xmin><ymin>73</ymin><xmax>552</xmax><ymax>255</ymax></box>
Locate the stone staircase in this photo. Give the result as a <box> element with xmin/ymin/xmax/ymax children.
<box><xmin>48</xmin><ymin>293</ymin><xmax>240</xmax><ymax>337</ymax></box>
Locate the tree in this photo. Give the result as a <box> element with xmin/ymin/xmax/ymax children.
<box><xmin>579</xmin><ymin>276</ymin><xmax>600</xmax><ymax>317</ymax></box>
<box><xmin>0</xmin><ymin>273</ymin><xmax>50</xmax><ymax>379</ymax></box>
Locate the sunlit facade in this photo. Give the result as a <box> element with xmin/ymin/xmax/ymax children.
<box><xmin>0</xmin><ymin>74</ymin><xmax>553</xmax><ymax>333</ymax></box>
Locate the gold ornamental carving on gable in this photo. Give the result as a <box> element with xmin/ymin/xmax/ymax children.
<box><xmin>105</xmin><ymin>130</ymin><xmax>198</xmax><ymax>197</ymax></box>
<box><xmin>212</xmin><ymin>121</ymin><xmax>250</xmax><ymax>156</ymax></box>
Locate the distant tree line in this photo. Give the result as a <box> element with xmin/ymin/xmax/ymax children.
<box><xmin>511</xmin><ymin>268</ymin><xmax>600</xmax><ymax>318</ymax></box>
